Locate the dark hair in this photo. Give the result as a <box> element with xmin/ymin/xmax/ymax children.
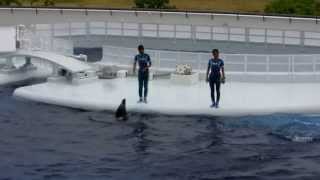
<box><xmin>138</xmin><ymin>44</ymin><xmax>144</xmax><ymax>50</ymax></box>
<box><xmin>212</xmin><ymin>49</ymin><xmax>219</xmax><ymax>54</ymax></box>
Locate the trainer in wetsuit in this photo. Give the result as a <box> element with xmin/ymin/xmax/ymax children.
<box><xmin>133</xmin><ymin>45</ymin><xmax>152</xmax><ymax>103</ymax></box>
<box><xmin>206</xmin><ymin>49</ymin><xmax>225</xmax><ymax>108</ymax></box>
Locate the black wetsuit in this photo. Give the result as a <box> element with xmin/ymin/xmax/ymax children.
<box><xmin>208</xmin><ymin>58</ymin><xmax>224</xmax><ymax>104</ymax></box>
<box><xmin>134</xmin><ymin>53</ymin><xmax>152</xmax><ymax>98</ymax></box>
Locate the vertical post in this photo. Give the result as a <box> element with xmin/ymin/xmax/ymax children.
<box><xmin>227</xmin><ymin>26</ymin><xmax>231</xmax><ymax>41</ymax></box>
<box><xmin>313</xmin><ymin>55</ymin><xmax>316</xmax><ymax>74</ymax></box>
<box><xmin>282</xmin><ymin>30</ymin><xmax>285</xmax><ymax>47</ymax></box>
<box><xmin>244</xmin><ymin>55</ymin><xmax>248</xmax><ymax>74</ymax></box>
<box><xmin>266</xmin><ymin>55</ymin><xmax>270</xmax><ymax>73</ymax></box>
<box><xmin>300</xmin><ymin>31</ymin><xmax>305</xmax><ymax>49</ymax></box>
<box><xmin>121</xmin><ymin>21</ymin><xmax>124</xmax><ymax>42</ymax></box>
<box><xmin>156</xmin><ymin>23</ymin><xmax>159</xmax><ymax>38</ymax></box>
<box><xmin>50</xmin><ymin>24</ymin><xmax>54</xmax><ymax>51</ymax></box>
<box><xmin>86</xmin><ymin>21</ymin><xmax>90</xmax><ymax>36</ymax></box>
<box><xmin>292</xmin><ymin>56</ymin><xmax>295</xmax><ymax>73</ymax></box>
<box><xmin>121</xmin><ymin>21</ymin><xmax>124</xmax><ymax>36</ymax></box>
<box><xmin>291</xmin><ymin>55</ymin><xmax>295</xmax><ymax>81</ymax></box>
<box><xmin>211</xmin><ymin>26</ymin><xmax>214</xmax><ymax>40</ymax></box>
<box><xmin>245</xmin><ymin>27</ymin><xmax>250</xmax><ymax>46</ymax></box>
<box><xmin>68</xmin><ymin>22</ymin><xmax>72</xmax><ymax>41</ymax></box>
<box><xmin>157</xmin><ymin>51</ymin><xmax>161</xmax><ymax>71</ymax></box>
<box><xmin>264</xmin><ymin>28</ymin><xmax>268</xmax><ymax>47</ymax></box>
<box><xmin>138</xmin><ymin>23</ymin><xmax>142</xmax><ymax>44</ymax></box>
<box><xmin>105</xmin><ymin>21</ymin><xmax>108</xmax><ymax>40</ymax></box>
<box><xmin>197</xmin><ymin>53</ymin><xmax>201</xmax><ymax>73</ymax></box>
<box><xmin>173</xmin><ymin>24</ymin><xmax>177</xmax><ymax>44</ymax></box>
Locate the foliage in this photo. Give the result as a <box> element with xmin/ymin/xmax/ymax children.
<box><xmin>0</xmin><ymin>0</ymin><xmax>22</xmax><ymax>6</ymax></box>
<box><xmin>265</xmin><ymin>0</ymin><xmax>320</xmax><ymax>16</ymax></box>
<box><xmin>134</xmin><ymin>0</ymin><xmax>173</xmax><ymax>9</ymax></box>
<box><xmin>0</xmin><ymin>0</ymin><xmax>55</xmax><ymax>6</ymax></box>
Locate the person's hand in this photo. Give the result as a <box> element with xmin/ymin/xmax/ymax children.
<box><xmin>221</xmin><ymin>76</ymin><xmax>226</xmax><ymax>84</ymax></box>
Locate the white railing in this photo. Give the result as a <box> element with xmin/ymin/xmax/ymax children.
<box><xmin>34</xmin><ymin>22</ymin><xmax>320</xmax><ymax>47</ymax></box>
<box><xmin>102</xmin><ymin>45</ymin><xmax>320</xmax><ymax>75</ymax></box>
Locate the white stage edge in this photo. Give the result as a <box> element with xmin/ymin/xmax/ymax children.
<box><xmin>13</xmin><ymin>78</ymin><xmax>320</xmax><ymax>116</ymax></box>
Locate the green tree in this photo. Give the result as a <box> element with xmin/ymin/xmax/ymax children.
<box><xmin>135</xmin><ymin>0</ymin><xmax>172</xmax><ymax>9</ymax></box>
<box><xmin>265</xmin><ymin>0</ymin><xmax>320</xmax><ymax>16</ymax></box>
<box><xmin>25</xmin><ymin>0</ymin><xmax>55</xmax><ymax>6</ymax></box>
<box><xmin>0</xmin><ymin>0</ymin><xmax>22</xmax><ymax>6</ymax></box>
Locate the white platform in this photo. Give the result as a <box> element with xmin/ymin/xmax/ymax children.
<box><xmin>170</xmin><ymin>73</ymin><xmax>199</xmax><ymax>85</ymax></box>
<box><xmin>13</xmin><ymin>77</ymin><xmax>320</xmax><ymax>116</ymax></box>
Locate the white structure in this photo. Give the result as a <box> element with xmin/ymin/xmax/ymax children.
<box><xmin>0</xmin><ymin>50</ymin><xmax>96</xmax><ymax>85</ymax></box>
<box><xmin>2</xmin><ymin>50</ymin><xmax>93</xmax><ymax>73</ymax></box>
<box><xmin>0</xmin><ymin>26</ymin><xmax>16</xmax><ymax>53</ymax></box>
<box><xmin>100</xmin><ymin>46</ymin><xmax>320</xmax><ymax>82</ymax></box>
<box><xmin>13</xmin><ymin>78</ymin><xmax>320</xmax><ymax>116</ymax></box>
<box><xmin>0</xmin><ymin>8</ymin><xmax>319</xmax><ymax>51</ymax></box>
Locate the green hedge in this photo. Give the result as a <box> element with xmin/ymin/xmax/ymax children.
<box><xmin>265</xmin><ymin>0</ymin><xmax>320</xmax><ymax>16</ymax></box>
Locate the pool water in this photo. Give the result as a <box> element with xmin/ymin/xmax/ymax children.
<box><xmin>1</xmin><ymin>82</ymin><xmax>320</xmax><ymax>180</ymax></box>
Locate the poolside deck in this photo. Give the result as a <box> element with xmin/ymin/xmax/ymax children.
<box><xmin>13</xmin><ymin>77</ymin><xmax>320</xmax><ymax>116</ymax></box>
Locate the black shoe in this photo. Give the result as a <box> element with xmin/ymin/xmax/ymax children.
<box><xmin>210</xmin><ymin>102</ymin><xmax>216</xmax><ymax>108</ymax></box>
<box><xmin>143</xmin><ymin>98</ymin><xmax>148</xmax><ymax>104</ymax></box>
<box><xmin>215</xmin><ymin>102</ymin><xmax>219</xmax><ymax>109</ymax></box>
<box><xmin>137</xmin><ymin>98</ymin><xmax>143</xmax><ymax>103</ymax></box>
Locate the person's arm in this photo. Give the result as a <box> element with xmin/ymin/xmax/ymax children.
<box><xmin>148</xmin><ymin>55</ymin><xmax>152</xmax><ymax>68</ymax></box>
<box><xmin>206</xmin><ymin>61</ymin><xmax>210</xmax><ymax>82</ymax></box>
<box><xmin>221</xmin><ymin>60</ymin><xmax>226</xmax><ymax>83</ymax></box>
<box><xmin>133</xmin><ymin>56</ymin><xmax>137</xmax><ymax>74</ymax></box>
<box><xmin>221</xmin><ymin>66</ymin><xmax>225</xmax><ymax>78</ymax></box>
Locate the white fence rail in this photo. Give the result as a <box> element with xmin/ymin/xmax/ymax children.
<box><xmin>34</xmin><ymin>22</ymin><xmax>320</xmax><ymax>47</ymax></box>
<box><xmin>102</xmin><ymin>46</ymin><xmax>320</xmax><ymax>75</ymax></box>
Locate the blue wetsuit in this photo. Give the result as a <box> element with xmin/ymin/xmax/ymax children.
<box><xmin>208</xmin><ymin>58</ymin><xmax>224</xmax><ymax>104</ymax></box>
<box><xmin>135</xmin><ymin>53</ymin><xmax>152</xmax><ymax>98</ymax></box>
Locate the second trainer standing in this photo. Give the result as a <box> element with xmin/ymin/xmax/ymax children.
<box><xmin>133</xmin><ymin>45</ymin><xmax>152</xmax><ymax>103</ymax></box>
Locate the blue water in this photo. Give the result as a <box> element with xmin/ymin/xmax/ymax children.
<box><xmin>1</xmin><ymin>83</ymin><xmax>320</xmax><ymax>180</ymax></box>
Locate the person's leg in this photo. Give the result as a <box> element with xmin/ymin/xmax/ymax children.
<box><xmin>215</xmin><ymin>81</ymin><xmax>221</xmax><ymax>107</ymax></box>
<box><xmin>138</xmin><ymin>72</ymin><xmax>143</xmax><ymax>101</ymax></box>
<box><xmin>209</xmin><ymin>79</ymin><xmax>216</xmax><ymax>106</ymax></box>
<box><xmin>143</xmin><ymin>72</ymin><xmax>149</xmax><ymax>99</ymax></box>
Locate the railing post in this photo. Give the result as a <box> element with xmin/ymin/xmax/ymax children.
<box><xmin>244</xmin><ymin>55</ymin><xmax>248</xmax><ymax>74</ymax></box>
<box><xmin>68</xmin><ymin>22</ymin><xmax>72</xmax><ymax>41</ymax></box>
<box><xmin>50</xmin><ymin>23</ymin><xmax>54</xmax><ymax>51</ymax></box>
<box><xmin>264</xmin><ymin>28</ymin><xmax>267</xmax><ymax>47</ymax></box>
<box><xmin>156</xmin><ymin>23</ymin><xmax>159</xmax><ymax>38</ymax></box>
<box><xmin>282</xmin><ymin>30</ymin><xmax>285</xmax><ymax>47</ymax></box>
<box><xmin>197</xmin><ymin>53</ymin><xmax>201</xmax><ymax>72</ymax></box>
<box><xmin>313</xmin><ymin>55</ymin><xmax>317</xmax><ymax>74</ymax></box>
<box><xmin>174</xmin><ymin>24</ymin><xmax>177</xmax><ymax>43</ymax></box>
<box><xmin>245</xmin><ymin>27</ymin><xmax>250</xmax><ymax>46</ymax></box>
<box><xmin>138</xmin><ymin>23</ymin><xmax>142</xmax><ymax>43</ymax></box>
<box><xmin>105</xmin><ymin>21</ymin><xmax>108</xmax><ymax>40</ymax></box>
<box><xmin>266</xmin><ymin>55</ymin><xmax>270</xmax><ymax>73</ymax></box>
<box><xmin>157</xmin><ymin>51</ymin><xmax>161</xmax><ymax>70</ymax></box>
<box><xmin>121</xmin><ymin>21</ymin><xmax>124</xmax><ymax>41</ymax></box>
<box><xmin>292</xmin><ymin>55</ymin><xmax>295</xmax><ymax>73</ymax></box>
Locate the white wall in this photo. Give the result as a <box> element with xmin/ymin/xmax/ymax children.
<box><xmin>0</xmin><ymin>26</ymin><xmax>16</xmax><ymax>53</ymax></box>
